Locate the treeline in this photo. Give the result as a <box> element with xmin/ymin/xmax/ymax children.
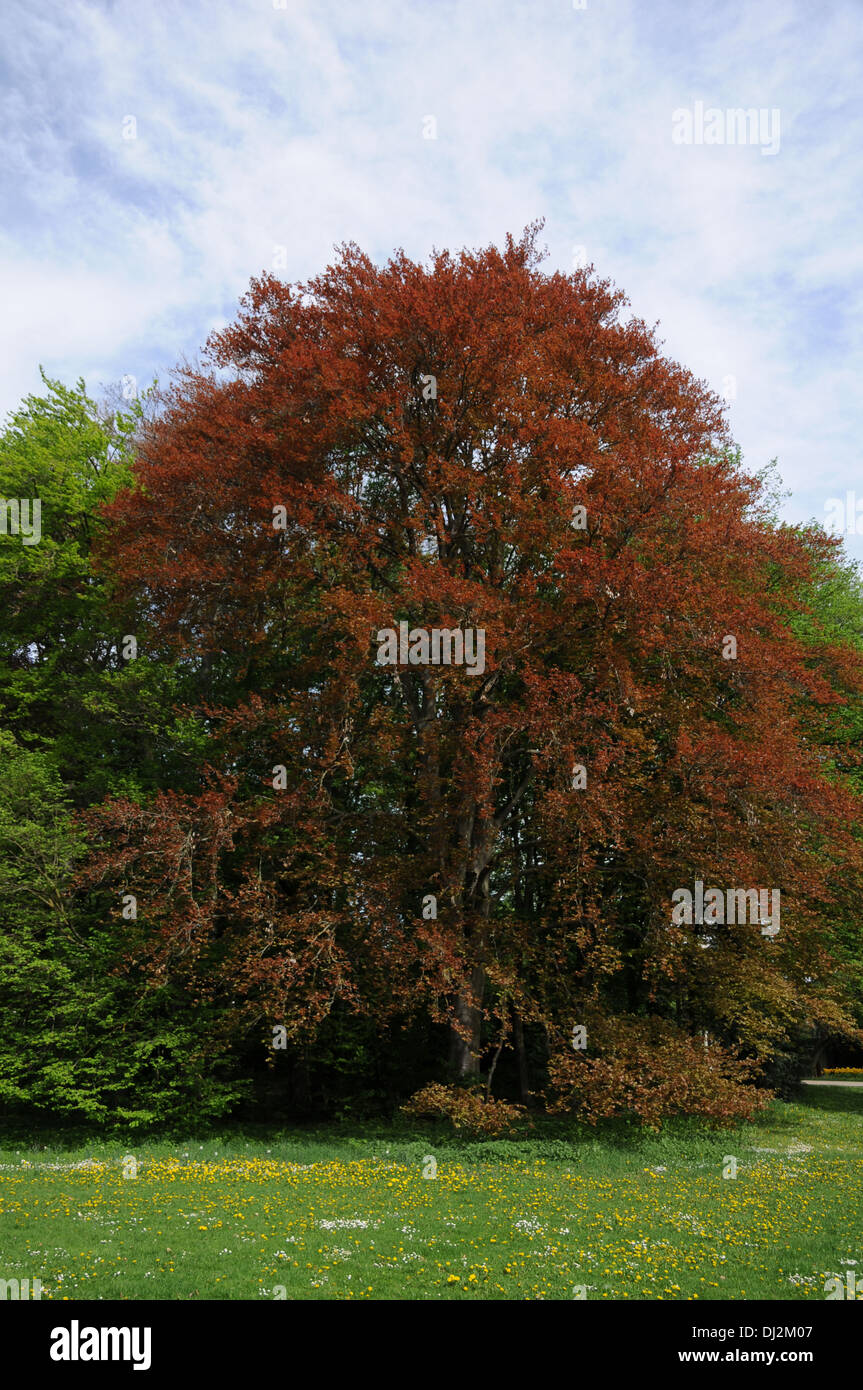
<box><xmin>2</xmin><ymin>228</ymin><xmax>863</xmax><ymax>1131</ymax></box>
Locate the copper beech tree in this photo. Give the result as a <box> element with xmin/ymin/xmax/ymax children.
<box><xmin>89</xmin><ymin>224</ymin><xmax>863</xmax><ymax>1125</ymax></box>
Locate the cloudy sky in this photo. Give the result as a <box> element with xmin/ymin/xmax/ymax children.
<box><xmin>2</xmin><ymin>0</ymin><xmax>861</xmax><ymax>552</ymax></box>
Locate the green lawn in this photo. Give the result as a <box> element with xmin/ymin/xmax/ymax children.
<box><xmin>1</xmin><ymin>1089</ymin><xmax>861</xmax><ymax>1300</ymax></box>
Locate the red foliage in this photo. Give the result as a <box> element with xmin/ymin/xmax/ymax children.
<box><xmin>86</xmin><ymin>223</ymin><xmax>863</xmax><ymax>1116</ymax></box>
<box><xmin>402</xmin><ymin>1084</ymin><xmax>526</xmax><ymax>1137</ymax></box>
<box><xmin>548</xmin><ymin>1018</ymin><xmax>771</xmax><ymax>1129</ymax></box>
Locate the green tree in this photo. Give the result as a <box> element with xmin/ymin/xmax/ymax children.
<box><xmin>0</xmin><ymin>730</ymin><xmax>243</xmax><ymax>1126</ymax></box>
<box><xmin>0</xmin><ymin>370</ymin><xmax>206</xmax><ymax>804</ymax></box>
<box><xmin>0</xmin><ymin>375</ymin><xmax>229</xmax><ymax>1125</ymax></box>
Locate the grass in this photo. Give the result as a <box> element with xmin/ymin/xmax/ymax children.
<box><xmin>1</xmin><ymin>1090</ymin><xmax>861</xmax><ymax>1301</ymax></box>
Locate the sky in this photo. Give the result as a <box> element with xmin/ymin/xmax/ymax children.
<box><xmin>2</xmin><ymin>0</ymin><xmax>862</xmax><ymax>554</ymax></box>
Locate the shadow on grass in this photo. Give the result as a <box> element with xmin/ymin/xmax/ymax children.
<box><xmin>792</xmin><ymin>1086</ymin><xmax>863</xmax><ymax>1120</ymax></box>
<box><xmin>0</xmin><ymin>1103</ymin><xmax>795</xmax><ymax>1166</ymax></box>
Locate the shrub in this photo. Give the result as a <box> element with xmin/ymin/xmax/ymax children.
<box><xmin>401</xmin><ymin>1083</ymin><xmax>526</xmax><ymax>1137</ymax></box>
<box><xmin>547</xmin><ymin>1018</ymin><xmax>772</xmax><ymax>1130</ymax></box>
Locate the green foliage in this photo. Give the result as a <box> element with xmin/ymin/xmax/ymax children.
<box><xmin>0</xmin><ymin>377</ymin><xmax>228</xmax><ymax>1126</ymax></box>
<box><xmin>0</xmin><ymin>370</ymin><xmax>206</xmax><ymax>805</ymax></box>
<box><xmin>0</xmin><ymin>730</ymin><xmax>244</xmax><ymax>1127</ymax></box>
<box><xmin>790</xmin><ymin>534</ymin><xmax>863</xmax><ymax>1030</ymax></box>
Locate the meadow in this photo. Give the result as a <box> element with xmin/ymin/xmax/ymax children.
<box><xmin>1</xmin><ymin>1089</ymin><xmax>861</xmax><ymax>1301</ymax></box>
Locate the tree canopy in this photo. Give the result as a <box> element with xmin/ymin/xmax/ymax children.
<box><xmin>3</xmin><ymin>227</ymin><xmax>863</xmax><ymax>1128</ymax></box>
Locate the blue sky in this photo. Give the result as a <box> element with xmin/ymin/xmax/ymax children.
<box><xmin>2</xmin><ymin>0</ymin><xmax>861</xmax><ymax>554</ymax></box>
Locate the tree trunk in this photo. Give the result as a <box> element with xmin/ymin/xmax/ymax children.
<box><xmin>449</xmin><ymin>961</ymin><xmax>485</xmax><ymax>1077</ymax></box>
<box><xmin>448</xmin><ymin>795</ymin><xmax>495</xmax><ymax>1079</ymax></box>
<box><xmin>513</xmin><ymin>1004</ymin><xmax>530</xmax><ymax>1103</ymax></box>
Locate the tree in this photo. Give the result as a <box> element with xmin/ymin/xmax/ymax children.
<box><xmin>0</xmin><ymin>730</ymin><xmax>243</xmax><ymax>1126</ymax></box>
<box><xmin>0</xmin><ymin>374</ymin><xmax>228</xmax><ymax>1127</ymax></box>
<box><xmin>784</xmin><ymin>534</ymin><xmax>863</xmax><ymax>1076</ymax></box>
<box><xmin>0</xmin><ymin>370</ymin><xmax>206</xmax><ymax>804</ymax></box>
<box><xmin>91</xmin><ymin>224</ymin><xmax>863</xmax><ymax>1122</ymax></box>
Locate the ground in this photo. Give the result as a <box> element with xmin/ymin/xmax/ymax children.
<box><xmin>1</xmin><ymin>1088</ymin><xmax>861</xmax><ymax>1301</ymax></box>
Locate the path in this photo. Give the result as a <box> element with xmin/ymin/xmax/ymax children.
<box><xmin>801</xmin><ymin>1078</ymin><xmax>863</xmax><ymax>1089</ymax></box>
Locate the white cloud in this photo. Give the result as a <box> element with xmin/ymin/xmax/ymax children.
<box><xmin>1</xmin><ymin>0</ymin><xmax>860</xmax><ymax>553</ymax></box>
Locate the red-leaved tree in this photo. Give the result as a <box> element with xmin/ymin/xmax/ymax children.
<box><xmin>87</xmin><ymin>224</ymin><xmax>863</xmax><ymax>1124</ymax></box>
